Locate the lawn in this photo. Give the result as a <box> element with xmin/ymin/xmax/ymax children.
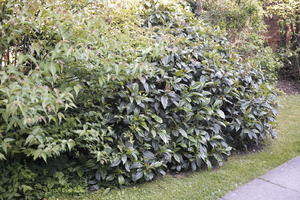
<box><xmin>51</xmin><ymin>95</ymin><xmax>300</xmax><ymax>200</ymax></box>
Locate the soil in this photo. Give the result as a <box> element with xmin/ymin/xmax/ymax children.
<box><xmin>278</xmin><ymin>79</ymin><xmax>300</xmax><ymax>95</ymax></box>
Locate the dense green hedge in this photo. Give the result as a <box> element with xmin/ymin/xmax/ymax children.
<box><xmin>0</xmin><ymin>0</ymin><xmax>278</xmax><ymax>199</ymax></box>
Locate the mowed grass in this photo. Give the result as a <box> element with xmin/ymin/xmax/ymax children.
<box><xmin>51</xmin><ymin>95</ymin><xmax>300</xmax><ymax>200</ymax></box>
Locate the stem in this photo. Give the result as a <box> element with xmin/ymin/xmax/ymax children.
<box><xmin>14</xmin><ymin>47</ymin><xmax>17</xmax><ymax>66</ymax></box>
<box><xmin>7</xmin><ymin>46</ymin><xmax>9</xmax><ymax>65</ymax></box>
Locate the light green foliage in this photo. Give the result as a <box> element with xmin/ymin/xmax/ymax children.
<box><xmin>244</xmin><ymin>45</ymin><xmax>283</xmax><ymax>82</ymax></box>
<box><xmin>265</xmin><ymin>0</ymin><xmax>300</xmax><ymax>79</ymax></box>
<box><xmin>265</xmin><ymin>0</ymin><xmax>300</xmax><ymax>23</ymax></box>
<box><xmin>190</xmin><ymin>0</ymin><xmax>265</xmax><ymax>33</ymax></box>
<box><xmin>0</xmin><ymin>0</ymin><xmax>79</xmax><ymax>161</ymax></box>
<box><xmin>186</xmin><ymin>0</ymin><xmax>282</xmax><ymax>82</ymax></box>
<box><xmin>0</xmin><ymin>0</ymin><xmax>278</xmax><ymax>199</ymax></box>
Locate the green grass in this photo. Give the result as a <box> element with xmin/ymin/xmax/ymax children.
<box><xmin>51</xmin><ymin>95</ymin><xmax>300</xmax><ymax>200</ymax></box>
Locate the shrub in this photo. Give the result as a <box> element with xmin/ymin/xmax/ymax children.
<box><xmin>187</xmin><ymin>0</ymin><xmax>265</xmax><ymax>32</ymax></box>
<box><xmin>264</xmin><ymin>0</ymin><xmax>300</xmax><ymax>79</ymax></box>
<box><xmin>0</xmin><ymin>0</ymin><xmax>277</xmax><ymax>199</ymax></box>
<box><xmin>186</xmin><ymin>0</ymin><xmax>282</xmax><ymax>82</ymax></box>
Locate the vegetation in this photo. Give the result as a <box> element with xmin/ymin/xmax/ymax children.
<box><xmin>0</xmin><ymin>0</ymin><xmax>282</xmax><ymax>199</ymax></box>
<box><xmin>191</xmin><ymin>0</ymin><xmax>282</xmax><ymax>82</ymax></box>
<box><xmin>51</xmin><ymin>95</ymin><xmax>300</xmax><ymax>200</ymax></box>
<box><xmin>265</xmin><ymin>0</ymin><xmax>300</xmax><ymax>79</ymax></box>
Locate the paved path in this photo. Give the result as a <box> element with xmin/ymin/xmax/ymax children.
<box><xmin>221</xmin><ymin>156</ymin><xmax>300</xmax><ymax>200</ymax></box>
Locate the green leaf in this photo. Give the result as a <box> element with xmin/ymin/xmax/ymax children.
<box><xmin>121</xmin><ymin>155</ymin><xmax>127</xmax><ymax>164</ymax></box>
<box><xmin>150</xmin><ymin>161</ymin><xmax>163</xmax><ymax>168</ymax></box>
<box><xmin>173</xmin><ymin>153</ymin><xmax>181</xmax><ymax>163</ymax></box>
<box><xmin>132</xmin><ymin>171</ymin><xmax>143</xmax><ymax>182</ymax></box>
<box><xmin>140</xmin><ymin>77</ymin><xmax>149</xmax><ymax>93</ymax></box>
<box><xmin>158</xmin><ymin>130</ymin><xmax>169</xmax><ymax>144</ymax></box>
<box><xmin>74</xmin><ymin>85</ymin><xmax>82</xmax><ymax>96</ymax></box>
<box><xmin>143</xmin><ymin>151</ymin><xmax>155</xmax><ymax>160</ymax></box>
<box><xmin>162</xmin><ymin>55</ymin><xmax>171</xmax><ymax>66</ymax></box>
<box><xmin>118</xmin><ymin>175</ymin><xmax>125</xmax><ymax>185</ymax></box>
<box><xmin>49</xmin><ymin>63</ymin><xmax>57</xmax><ymax>76</ymax></box>
<box><xmin>151</xmin><ymin>129</ymin><xmax>157</xmax><ymax>137</ymax></box>
<box><xmin>103</xmin><ymin>188</ymin><xmax>111</xmax><ymax>195</ymax></box>
<box><xmin>33</xmin><ymin>150</ymin><xmax>41</xmax><ymax>160</ymax></box>
<box><xmin>206</xmin><ymin>159</ymin><xmax>212</xmax><ymax>170</ymax></box>
<box><xmin>67</xmin><ymin>139</ymin><xmax>75</xmax><ymax>151</ymax></box>
<box><xmin>25</xmin><ymin>135</ymin><xmax>35</xmax><ymax>146</ymax></box>
<box><xmin>211</xmin><ymin>135</ymin><xmax>223</xmax><ymax>140</ymax></box>
<box><xmin>0</xmin><ymin>153</ymin><xmax>6</xmax><ymax>160</ymax></box>
<box><xmin>151</xmin><ymin>114</ymin><xmax>163</xmax><ymax>123</ymax></box>
<box><xmin>41</xmin><ymin>152</ymin><xmax>47</xmax><ymax>163</ymax></box>
<box><xmin>111</xmin><ymin>159</ymin><xmax>121</xmax><ymax>167</ymax></box>
<box><xmin>217</xmin><ymin>109</ymin><xmax>225</xmax><ymax>119</ymax></box>
<box><xmin>178</xmin><ymin>128</ymin><xmax>188</xmax><ymax>138</ymax></box>
<box><xmin>77</xmin><ymin>168</ymin><xmax>84</xmax><ymax>177</ymax></box>
<box><xmin>161</xmin><ymin>96</ymin><xmax>168</xmax><ymax>109</ymax></box>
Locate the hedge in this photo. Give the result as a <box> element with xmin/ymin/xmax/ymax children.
<box><xmin>0</xmin><ymin>0</ymin><xmax>277</xmax><ymax>199</ymax></box>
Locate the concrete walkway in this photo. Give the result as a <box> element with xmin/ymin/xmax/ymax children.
<box><xmin>221</xmin><ymin>156</ymin><xmax>300</xmax><ymax>200</ymax></box>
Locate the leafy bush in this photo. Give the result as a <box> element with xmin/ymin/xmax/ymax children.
<box><xmin>0</xmin><ymin>0</ymin><xmax>277</xmax><ymax>199</ymax></box>
<box><xmin>186</xmin><ymin>0</ymin><xmax>282</xmax><ymax>82</ymax></box>
<box><xmin>241</xmin><ymin>43</ymin><xmax>283</xmax><ymax>82</ymax></box>
<box><xmin>188</xmin><ymin>0</ymin><xmax>264</xmax><ymax>32</ymax></box>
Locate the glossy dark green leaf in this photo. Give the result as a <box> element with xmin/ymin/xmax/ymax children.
<box><xmin>161</xmin><ymin>96</ymin><xmax>168</xmax><ymax>109</ymax></box>
<box><xmin>178</xmin><ymin>128</ymin><xmax>188</xmax><ymax>138</ymax></box>
<box><xmin>132</xmin><ymin>171</ymin><xmax>143</xmax><ymax>182</ymax></box>
<box><xmin>143</xmin><ymin>151</ymin><xmax>155</xmax><ymax>160</ymax></box>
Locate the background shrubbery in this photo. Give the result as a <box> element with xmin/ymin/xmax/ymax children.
<box><xmin>0</xmin><ymin>0</ymin><xmax>279</xmax><ymax>199</ymax></box>
<box><xmin>264</xmin><ymin>0</ymin><xmax>300</xmax><ymax>80</ymax></box>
